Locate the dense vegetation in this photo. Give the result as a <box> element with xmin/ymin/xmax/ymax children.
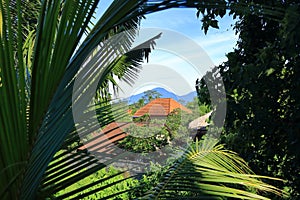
<box><xmin>197</xmin><ymin>0</ymin><xmax>300</xmax><ymax>199</ymax></box>
<box><xmin>119</xmin><ymin>109</ymin><xmax>194</xmax><ymax>153</ymax></box>
<box><xmin>53</xmin><ymin>157</ymin><xmax>138</xmax><ymax>199</ymax></box>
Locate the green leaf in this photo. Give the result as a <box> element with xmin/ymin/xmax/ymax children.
<box><xmin>144</xmin><ymin>139</ymin><xmax>288</xmax><ymax>199</ymax></box>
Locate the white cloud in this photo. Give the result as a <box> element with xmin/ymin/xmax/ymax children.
<box><xmin>196</xmin><ymin>32</ymin><xmax>237</xmax><ymax>48</ymax></box>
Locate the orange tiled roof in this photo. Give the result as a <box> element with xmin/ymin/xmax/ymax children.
<box><xmin>133</xmin><ymin>98</ymin><xmax>192</xmax><ymax>117</ymax></box>
<box><xmin>79</xmin><ymin>122</ymin><xmax>129</xmax><ymax>153</ymax></box>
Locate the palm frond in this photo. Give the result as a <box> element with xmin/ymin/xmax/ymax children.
<box><xmin>0</xmin><ymin>8</ymin><xmax>3</xmax><ymax>37</ymax></box>
<box><xmin>20</xmin><ymin>1</ymin><xmax>102</xmax><ymax>198</ymax></box>
<box><xmin>2</xmin><ymin>2</ymin><xmax>159</xmax><ymax>198</ymax></box>
<box><xmin>143</xmin><ymin>1</ymin><xmax>285</xmax><ymax>19</ymax></box>
<box><xmin>0</xmin><ymin>0</ymin><xmax>27</xmax><ymax>198</ymax></box>
<box><xmin>144</xmin><ymin>139</ymin><xmax>287</xmax><ymax>199</ymax></box>
<box><xmin>38</xmin><ymin>32</ymin><xmax>162</xmax><ymax>199</ymax></box>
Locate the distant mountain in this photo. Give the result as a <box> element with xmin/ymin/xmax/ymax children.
<box><xmin>179</xmin><ymin>91</ymin><xmax>197</xmax><ymax>103</ymax></box>
<box><xmin>127</xmin><ymin>87</ymin><xmax>197</xmax><ymax>105</ymax></box>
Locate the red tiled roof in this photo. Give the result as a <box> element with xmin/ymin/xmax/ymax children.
<box><xmin>133</xmin><ymin>98</ymin><xmax>192</xmax><ymax>118</ymax></box>
<box><xmin>78</xmin><ymin>122</ymin><xmax>129</xmax><ymax>153</ymax></box>
<box><xmin>78</xmin><ymin>99</ymin><xmax>192</xmax><ymax>153</ymax></box>
<box><xmin>79</xmin><ymin>122</ymin><xmax>151</xmax><ymax>153</ymax></box>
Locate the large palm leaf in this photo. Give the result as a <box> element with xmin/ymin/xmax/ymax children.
<box><xmin>38</xmin><ymin>33</ymin><xmax>162</xmax><ymax>199</ymax></box>
<box><xmin>0</xmin><ymin>0</ymin><xmax>168</xmax><ymax>198</ymax></box>
<box><xmin>0</xmin><ymin>0</ymin><xmax>148</xmax><ymax>198</ymax></box>
<box><xmin>143</xmin><ymin>139</ymin><xmax>287</xmax><ymax>199</ymax></box>
<box><xmin>0</xmin><ymin>0</ymin><xmax>288</xmax><ymax>199</ymax></box>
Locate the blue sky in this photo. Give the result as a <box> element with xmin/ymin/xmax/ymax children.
<box><xmin>95</xmin><ymin>2</ymin><xmax>238</xmax><ymax>97</ymax></box>
<box><xmin>141</xmin><ymin>8</ymin><xmax>237</xmax><ymax>65</ymax></box>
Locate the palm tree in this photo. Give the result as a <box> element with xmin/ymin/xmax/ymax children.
<box><xmin>0</xmin><ymin>0</ymin><xmax>288</xmax><ymax>199</ymax></box>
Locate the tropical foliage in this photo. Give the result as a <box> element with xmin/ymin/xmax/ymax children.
<box><xmin>55</xmin><ymin>165</ymin><xmax>138</xmax><ymax>199</ymax></box>
<box><xmin>0</xmin><ymin>0</ymin><xmax>292</xmax><ymax>199</ymax></box>
<box><xmin>119</xmin><ymin>120</ymin><xmax>170</xmax><ymax>153</ymax></box>
<box><xmin>197</xmin><ymin>0</ymin><xmax>300</xmax><ymax>199</ymax></box>
<box><xmin>119</xmin><ymin>108</ymin><xmax>194</xmax><ymax>153</ymax></box>
<box><xmin>143</xmin><ymin>139</ymin><xmax>286</xmax><ymax>199</ymax></box>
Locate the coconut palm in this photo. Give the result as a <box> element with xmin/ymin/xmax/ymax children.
<box><xmin>0</xmin><ymin>0</ymin><xmax>288</xmax><ymax>199</ymax></box>
<box><xmin>143</xmin><ymin>139</ymin><xmax>286</xmax><ymax>199</ymax></box>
